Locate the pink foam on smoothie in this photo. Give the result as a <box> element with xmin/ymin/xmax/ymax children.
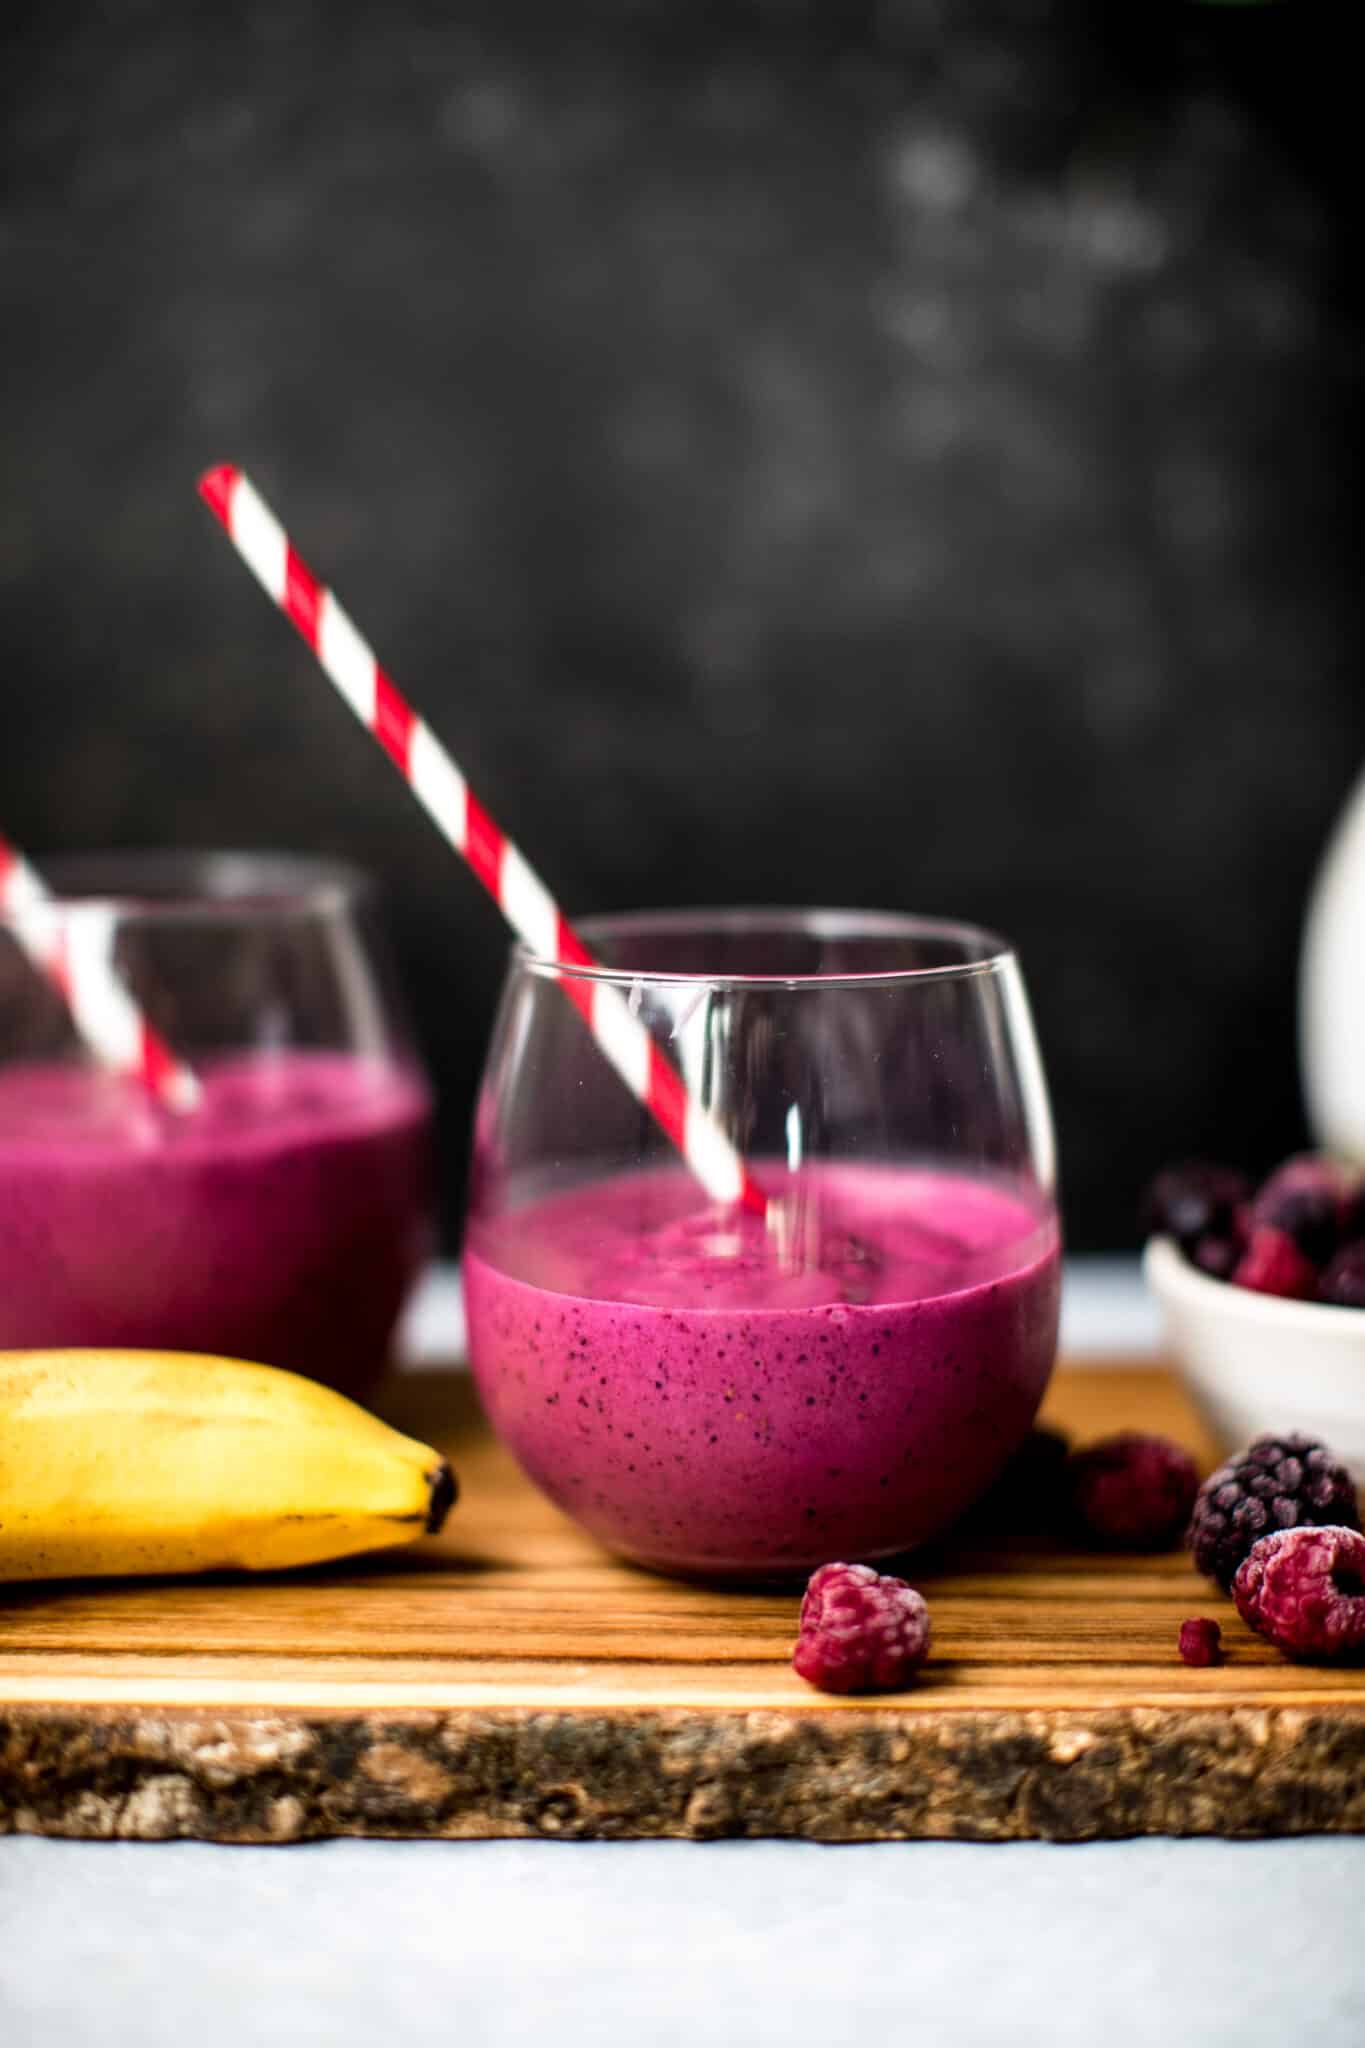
<box><xmin>464</xmin><ymin>1165</ymin><xmax>1061</xmax><ymax>1576</ymax></box>
<box><xmin>0</xmin><ymin>1053</ymin><xmax>432</xmax><ymax>1392</ymax></box>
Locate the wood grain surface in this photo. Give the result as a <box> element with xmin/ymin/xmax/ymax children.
<box><xmin>3</xmin><ymin>1364</ymin><xmax>1363</xmax><ymax>1843</ymax></box>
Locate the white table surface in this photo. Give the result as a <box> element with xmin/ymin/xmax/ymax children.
<box><xmin>3</xmin><ymin>1259</ymin><xmax>1362</xmax><ymax>2048</ymax></box>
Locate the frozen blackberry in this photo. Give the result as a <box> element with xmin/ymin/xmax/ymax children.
<box><xmin>1232</xmin><ymin>1525</ymin><xmax>1365</xmax><ymax>1660</ymax></box>
<box><xmin>1188</xmin><ymin>1433</ymin><xmax>1360</xmax><ymax>1590</ymax></box>
<box><xmin>1141</xmin><ymin>1162</ymin><xmax>1250</xmax><ymax>1252</ymax></box>
<box><xmin>1232</xmin><ymin>1226</ymin><xmax>1318</xmax><ymax>1300</ymax></box>
<box><xmin>792</xmin><ymin>1561</ymin><xmax>931</xmax><ymax>1695</ymax></box>
<box><xmin>1320</xmin><ymin>1243</ymin><xmax>1365</xmax><ymax>1309</ymax></box>
<box><xmin>1190</xmin><ymin>1232</ymin><xmax>1245</xmax><ymax>1282</ymax></box>
<box><xmin>969</xmin><ymin>1424</ymin><xmax>1071</xmax><ymax>1530</ymax></box>
<box><xmin>1178</xmin><ymin>1617</ymin><xmax>1222</xmax><ymax>1667</ymax></box>
<box><xmin>1252</xmin><ymin>1154</ymin><xmax>1359</xmax><ymax>1266</ymax></box>
<box><xmin>1067</xmin><ymin>1431</ymin><xmax>1198</xmax><ymax>1549</ymax></box>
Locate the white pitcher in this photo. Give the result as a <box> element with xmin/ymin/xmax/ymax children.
<box><xmin>1301</xmin><ymin>766</ymin><xmax>1365</xmax><ymax>1163</ymax></box>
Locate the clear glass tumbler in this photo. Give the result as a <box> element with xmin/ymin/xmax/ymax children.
<box><xmin>0</xmin><ymin>852</ymin><xmax>434</xmax><ymax>1395</ymax></box>
<box><xmin>464</xmin><ymin>909</ymin><xmax>1061</xmax><ymax>1578</ymax></box>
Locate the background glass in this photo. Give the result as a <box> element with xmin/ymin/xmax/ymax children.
<box><xmin>0</xmin><ymin>852</ymin><xmax>434</xmax><ymax>1395</ymax></box>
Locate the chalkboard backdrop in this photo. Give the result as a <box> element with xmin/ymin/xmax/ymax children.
<box><xmin>2</xmin><ymin>2</ymin><xmax>1361</xmax><ymax>1249</ymax></box>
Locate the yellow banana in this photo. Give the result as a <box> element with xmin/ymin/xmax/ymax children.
<box><xmin>0</xmin><ymin>1349</ymin><xmax>456</xmax><ymax>1581</ymax></box>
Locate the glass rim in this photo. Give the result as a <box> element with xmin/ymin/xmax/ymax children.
<box><xmin>0</xmin><ymin>850</ymin><xmax>373</xmax><ymax>924</ymax></box>
<box><xmin>514</xmin><ymin>906</ymin><xmax>1016</xmax><ymax>990</ymax></box>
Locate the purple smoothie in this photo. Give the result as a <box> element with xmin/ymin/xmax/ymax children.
<box><xmin>0</xmin><ymin>1052</ymin><xmax>432</xmax><ymax>1394</ymax></box>
<box><xmin>464</xmin><ymin>1165</ymin><xmax>1061</xmax><ymax>1576</ymax></box>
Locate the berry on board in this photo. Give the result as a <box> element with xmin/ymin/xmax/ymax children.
<box><xmin>966</xmin><ymin>1424</ymin><xmax>1071</xmax><ymax>1531</ymax></box>
<box><xmin>1187</xmin><ymin>1434</ymin><xmax>1360</xmax><ymax>1591</ymax></box>
<box><xmin>1232</xmin><ymin>1524</ymin><xmax>1365</xmax><ymax>1660</ymax></box>
<box><xmin>792</xmin><ymin>1561</ymin><xmax>931</xmax><ymax>1695</ymax></box>
<box><xmin>1067</xmin><ymin>1431</ymin><xmax>1199</xmax><ymax>1550</ymax></box>
<box><xmin>1178</xmin><ymin>1617</ymin><xmax>1222</xmax><ymax>1667</ymax></box>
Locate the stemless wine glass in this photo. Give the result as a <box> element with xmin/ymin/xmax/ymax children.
<box><xmin>0</xmin><ymin>852</ymin><xmax>434</xmax><ymax>1395</ymax></box>
<box><xmin>464</xmin><ymin>909</ymin><xmax>1061</xmax><ymax>1578</ymax></box>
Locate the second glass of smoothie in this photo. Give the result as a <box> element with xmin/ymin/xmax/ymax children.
<box><xmin>0</xmin><ymin>853</ymin><xmax>434</xmax><ymax>1396</ymax></box>
<box><xmin>464</xmin><ymin>910</ymin><xmax>1061</xmax><ymax>1579</ymax></box>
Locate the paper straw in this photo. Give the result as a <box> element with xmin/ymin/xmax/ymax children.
<box><xmin>197</xmin><ymin>465</ymin><xmax>763</xmax><ymax>1213</ymax></box>
<box><xmin>0</xmin><ymin>834</ymin><xmax>199</xmax><ymax>1110</ymax></box>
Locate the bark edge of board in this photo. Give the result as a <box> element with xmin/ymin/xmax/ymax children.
<box><xmin>4</xmin><ymin>1700</ymin><xmax>1365</xmax><ymax>1843</ymax></box>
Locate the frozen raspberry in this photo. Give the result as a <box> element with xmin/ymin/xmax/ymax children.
<box><xmin>1066</xmin><ymin>1431</ymin><xmax>1198</xmax><ymax>1549</ymax></box>
<box><xmin>1232</xmin><ymin>1525</ymin><xmax>1365</xmax><ymax>1660</ymax></box>
<box><xmin>1188</xmin><ymin>1433</ymin><xmax>1360</xmax><ymax>1590</ymax></box>
<box><xmin>1142</xmin><ymin>1162</ymin><xmax>1251</xmax><ymax>1252</ymax></box>
<box><xmin>792</xmin><ymin>1562</ymin><xmax>931</xmax><ymax>1694</ymax></box>
<box><xmin>1252</xmin><ymin>1154</ymin><xmax>1359</xmax><ymax>1266</ymax></box>
<box><xmin>1178</xmin><ymin>1617</ymin><xmax>1222</xmax><ymax>1667</ymax></box>
<box><xmin>1231</xmin><ymin>1226</ymin><xmax>1318</xmax><ymax>1300</ymax></box>
<box><xmin>1320</xmin><ymin>1243</ymin><xmax>1365</xmax><ymax>1309</ymax></box>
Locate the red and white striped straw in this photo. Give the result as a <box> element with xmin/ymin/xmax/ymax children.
<box><xmin>0</xmin><ymin>834</ymin><xmax>199</xmax><ymax>1111</ymax></box>
<box><xmin>197</xmin><ymin>465</ymin><xmax>764</xmax><ymax>1214</ymax></box>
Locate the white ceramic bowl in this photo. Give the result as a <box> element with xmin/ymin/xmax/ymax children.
<box><xmin>1144</xmin><ymin>1235</ymin><xmax>1365</xmax><ymax>1479</ymax></box>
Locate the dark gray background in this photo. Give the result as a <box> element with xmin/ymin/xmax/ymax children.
<box><xmin>2</xmin><ymin>1</ymin><xmax>1361</xmax><ymax>1250</ymax></box>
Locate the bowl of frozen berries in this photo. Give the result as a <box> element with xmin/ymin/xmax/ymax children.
<box><xmin>1144</xmin><ymin>1154</ymin><xmax>1365</xmax><ymax>1475</ymax></box>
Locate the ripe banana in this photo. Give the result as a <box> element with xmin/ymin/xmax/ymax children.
<box><xmin>0</xmin><ymin>1349</ymin><xmax>456</xmax><ymax>1582</ymax></box>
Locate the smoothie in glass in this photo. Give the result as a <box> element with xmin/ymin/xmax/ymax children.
<box><xmin>0</xmin><ymin>1053</ymin><xmax>432</xmax><ymax>1395</ymax></box>
<box><xmin>466</xmin><ymin>1163</ymin><xmax>1060</xmax><ymax>1575</ymax></box>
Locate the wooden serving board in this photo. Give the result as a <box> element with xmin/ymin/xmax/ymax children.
<box><xmin>3</xmin><ymin>1363</ymin><xmax>1364</xmax><ymax>1844</ymax></box>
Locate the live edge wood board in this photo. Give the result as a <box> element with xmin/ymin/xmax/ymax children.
<box><xmin>3</xmin><ymin>1364</ymin><xmax>1364</xmax><ymax>1844</ymax></box>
